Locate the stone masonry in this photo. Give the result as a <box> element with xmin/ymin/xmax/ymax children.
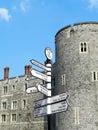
<box><xmin>0</xmin><ymin>65</ymin><xmax>47</xmax><ymax>130</ymax></box>
<box><xmin>0</xmin><ymin>22</ymin><xmax>98</xmax><ymax>130</ymax></box>
<box><xmin>54</xmin><ymin>22</ymin><xmax>98</xmax><ymax>130</ymax></box>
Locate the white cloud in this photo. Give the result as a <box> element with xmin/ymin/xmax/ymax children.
<box><xmin>88</xmin><ymin>0</ymin><xmax>98</xmax><ymax>9</ymax></box>
<box><xmin>0</xmin><ymin>8</ymin><xmax>11</xmax><ymax>22</ymax></box>
<box><xmin>20</xmin><ymin>0</ymin><xmax>31</xmax><ymax>12</ymax></box>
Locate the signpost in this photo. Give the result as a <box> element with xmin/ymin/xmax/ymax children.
<box><xmin>26</xmin><ymin>87</ymin><xmax>38</xmax><ymax>94</ymax></box>
<box><xmin>26</xmin><ymin>84</ymin><xmax>51</xmax><ymax>96</ymax></box>
<box><xmin>30</xmin><ymin>69</ymin><xmax>51</xmax><ymax>82</ymax></box>
<box><xmin>48</xmin><ymin>100</ymin><xmax>68</xmax><ymax>115</ymax></box>
<box><xmin>30</xmin><ymin>59</ymin><xmax>51</xmax><ymax>71</ymax></box>
<box><xmin>34</xmin><ymin>101</ymin><xmax>68</xmax><ymax>117</ymax></box>
<box><xmin>26</xmin><ymin>47</ymin><xmax>69</xmax><ymax>130</ymax></box>
<box><xmin>37</xmin><ymin>84</ymin><xmax>51</xmax><ymax>96</ymax></box>
<box><xmin>34</xmin><ymin>105</ymin><xmax>47</xmax><ymax>117</ymax></box>
<box><xmin>34</xmin><ymin>92</ymin><xmax>68</xmax><ymax>108</ymax></box>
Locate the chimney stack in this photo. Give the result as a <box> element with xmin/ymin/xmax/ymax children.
<box><xmin>4</xmin><ymin>67</ymin><xmax>9</xmax><ymax>80</ymax></box>
<box><xmin>25</xmin><ymin>65</ymin><xmax>32</xmax><ymax>76</ymax></box>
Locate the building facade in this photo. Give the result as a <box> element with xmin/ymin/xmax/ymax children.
<box><xmin>54</xmin><ymin>22</ymin><xmax>98</xmax><ymax>130</ymax></box>
<box><xmin>0</xmin><ymin>22</ymin><xmax>98</xmax><ymax>130</ymax></box>
<box><xmin>0</xmin><ymin>66</ymin><xmax>47</xmax><ymax>130</ymax></box>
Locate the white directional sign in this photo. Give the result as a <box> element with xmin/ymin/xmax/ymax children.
<box><xmin>48</xmin><ymin>100</ymin><xmax>68</xmax><ymax>114</ymax></box>
<box><xmin>30</xmin><ymin>69</ymin><xmax>51</xmax><ymax>82</ymax></box>
<box><xmin>34</xmin><ymin>93</ymin><xmax>68</xmax><ymax>108</ymax></box>
<box><xmin>34</xmin><ymin>98</ymin><xmax>47</xmax><ymax>108</ymax></box>
<box><xmin>37</xmin><ymin>84</ymin><xmax>51</xmax><ymax>96</ymax></box>
<box><xmin>34</xmin><ymin>101</ymin><xmax>68</xmax><ymax>117</ymax></box>
<box><xmin>34</xmin><ymin>105</ymin><xmax>47</xmax><ymax>117</ymax></box>
<box><xmin>26</xmin><ymin>87</ymin><xmax>38</xmax><ymax>94</ymax></box>
<box><xmin>30</xmin><ymin>59</ymin><xmax>51</xmax><ymax>71</ymax></box>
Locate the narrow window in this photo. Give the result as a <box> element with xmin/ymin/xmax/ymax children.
<box><xmin>94</xmin><ymin>72</ymin><xmax>96</xmax><ymax>80</ymax></box>
<box><xmin>25</xmin><ymin>83</ymin><xmax>27</xmax><ymax>91</ymax></box>
<box><xmin>80</xmin><ymin>42</ymin><xmax>87</xmax><ymax>52</ymax></box>
<box><xmin>2</xmin><ymin>114</ymin><xmax>7</xmax><ymax>122</ymax></box>
<box><xmin>81</xmin><ymin>43</ymin><xmax>83</xmax><ymax>52</ymax></box>
<box><xmin>84</xmin><ymin>43</ymin><xmax>87</xmax><ymax>52</ymax></box>
<box><xmin>2</xmin><ymin>102</ymin><xmax>7</xmax><ymax>109</ymax></box>
<box><xmin>12</xmin><ymin>101</ymin><xmax>18</xmax><ymax>109</ymax></box>
<box><xmin>92</xmin><ymin>71</ymin><xmax>97</xmax><ymax>81</ymax></box>
<box><xmin>12</xmin><ymin>114</ymin><xmax>16</xmax><ymax>122</ymax></box>
<box><xmin>22</xmin><ymin>99</ymin><xmax>26</xmax><ymax>109</ymax></box>
<box><xmin>12</xmin><ymin>85</ymin><xmax>15</xmax><ymax>91</ymax></box>
<box><xmin>74</xmin><ymin>107</ymin><xmax>80</xmax><ymax>124</ymax></box>
<box><xmin>3</xmin><ymin>86</ymin><xmax>7</xmax><ymax>94</ymax></box>
<box><xmin>61</xmin><ymin>74</ymin><xmax>66</xmax><ymax>85</ymax></box>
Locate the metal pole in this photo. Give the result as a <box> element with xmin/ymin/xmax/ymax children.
<box><xmin>45</xmin><ymin>59</ymin><xmax>52</xmax><ymax>130</ymax></box>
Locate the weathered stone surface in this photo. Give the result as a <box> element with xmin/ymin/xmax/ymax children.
<box><xmin>0</xmin><ymin>75</ymin><xmax>47</xmax><ymax>130</ymax></box>
<box><xmin>55</xmin><ymin>22</ymin><xmax>98</xmax><ymax>130</ymax></box>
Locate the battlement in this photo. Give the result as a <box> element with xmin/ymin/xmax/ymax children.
<box><xmin>55</xmin><ymin>21</ymin><xmax>98</xmax><ymax>42</ymax></box>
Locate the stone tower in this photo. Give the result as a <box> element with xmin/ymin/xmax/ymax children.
<box><xmin>54</xmin><ymin>22</ymin><xmax>98</xmax><ymax>130</ymax></box>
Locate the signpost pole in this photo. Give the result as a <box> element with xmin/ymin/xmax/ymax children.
<box><xmin>45</xmin><ymin>59</ymin><xmax>52</xmax><ymax>130</ymax></box>
<box><xmin>26</xmin><ymin>47</ymin><xmax>69</xmax><ymax>130</ymax></box>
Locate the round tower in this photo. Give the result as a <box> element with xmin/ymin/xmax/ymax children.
<box><xmin>54</xmin><ymin>22</ymin><xmax>98</xmax><ymax>130</ymax></box>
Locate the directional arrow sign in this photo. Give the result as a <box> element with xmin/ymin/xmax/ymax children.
<box><xmin>34</xmin><ymin>105</ymin><xmax>47</xmax><ymax>117</ymax></box>
<box><xmin>26</xmin><ymin>87</ymin><xmax>38</xmax><ymax>94</ymax></box>
<box><xmin>37</xmin><ymin>84</ymin><xmax>51</xmax><ymax>96</ymax></box>
<box><xmin>30</xmin><ymin>69</ymin><xmax>51</xmax><ymax>82</ymax></box>
<box><xmin>34</xmin><ymin>101</ymin><xmax>68</xmax><ymax>117</ymax></box>
<box><xmin>48</xmin><ymin>100</ymin><xmax>68</xmax><ymax>115</ymax></box>
<box><xmin>30</xmin><ymin>59</ymin><xmax>51</xmax><ymax>71</ymax></box>
<box><xmin>34</xmin><ymin>92</ymin><xmax>68</xmax><ymax>108</ymax></box>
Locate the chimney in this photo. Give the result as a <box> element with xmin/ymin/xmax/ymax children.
<box><xmin>4</xmin><ymin>67</ymin><xmax>9</xmax><ymax>80</ymax></box>
<box><xmin>25</xmin><ymin>65</ymin><xmax>32</xmax><ymax>76</ymax></box>
<box><xmin>28</xmin><ymin>65</ymin><xmax>32</xmax><ymax>74</ymax></box>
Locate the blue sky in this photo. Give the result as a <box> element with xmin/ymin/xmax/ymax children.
<box><xmin>0</xmin><ymin>0</ymin><xmax>98</xmax><ymax>78</ymax></box>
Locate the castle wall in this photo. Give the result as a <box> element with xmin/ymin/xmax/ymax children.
<box><xmin>0</xmin><ymin>71</ymin><xmax>47</xmax><ymax>130</ymax></box>
<box><xmin>55</xmin><ymin>22</ymin><xmax>98</xmax><ymax>130</ymax></box>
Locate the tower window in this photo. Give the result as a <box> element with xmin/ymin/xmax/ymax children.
<box><xmin>84</xmin><ymin>43</ymin><xmax>87</xmax><ymax>52</ymax></box>
<box><xmin>22</xmin><ymin>99</ymin><xmax>27</xmax><ymax>109</ymax></box>
<box><xmin>80</xmin><ymin>42</ymin><xmax>87</xmax><ymax>52</ymax></box>
<box><xmin>74</xmin><ymin>107</ymin><xmax>80</xmax><ymax>124</ymax></box>
<box><xmin>92</xmin><ymin>71</ymin><xmax>98</xmax><ymax>81</ymax></box>
<box><xmin>61</xmin><ymin>74</ymin><xmax>66</xmax><ymax>85</ymax></box>
<box><xmin>81</xmin><ymin>43</ymin><xmax>83</xmax><ymax>52</ymax></box>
